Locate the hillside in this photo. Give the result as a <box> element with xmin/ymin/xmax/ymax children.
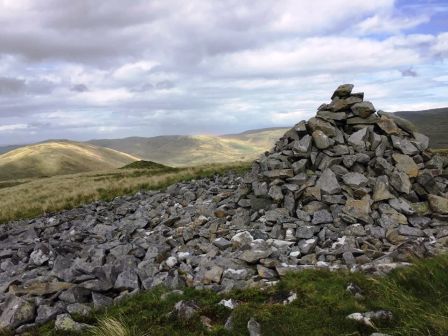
<box><xmin>394</xmin><ymin>107</ymin><xmax>448</xmax><ymax>148</ymax></box>
<box><xmin>88</xmin><ymin>128</ymin><xmax>289</xmax><ymax>166</ymax></box>
<box><xmin>0</xmin><ymin>141</ymin><xmax>139</xmax><ymax>181</ymax></box>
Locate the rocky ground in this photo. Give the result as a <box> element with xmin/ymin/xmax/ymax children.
<box><xmin>0</xmin><ymin>84</ymin><xmax>447</xmax><ymax>334</ymax></box>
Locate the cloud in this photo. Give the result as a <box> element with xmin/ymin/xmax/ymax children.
<box><xmin>70</xmin><ymin>84</ymin><xmax>89</xmax><ymax>92</ymax></box>
<box><xmin>0</xmin><ymin>0</ymin><xmax>447</xmax><ymax>145</ymax></box>
<box><xmin>0</xmin><ymin>77</ymin><xmax>25</xmax><ymax>95</ymax></box>
<box><xmin>400</xmin><ymin>68</ymin><xmax>418</xmax><ymax>77</ymax></box>
<box><xmin>0</xmin><ymin>123</ymin><xmax>28</xmax><ymax>131</ymax></box>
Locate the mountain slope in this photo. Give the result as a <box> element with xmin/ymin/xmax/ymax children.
<box><xmin>394</xmin><ymin>107</ymin><xmax>448</xmax><ymax>148</ymax></box>
<box><xmin>88</xmin><ymin>128</ymin><xmax>289</xmax><ymax>166</ymax></box>
<box><xmin>0</xmin><ymin>141</ymin><xmax>139</xmax><ymax>181</ymax></box>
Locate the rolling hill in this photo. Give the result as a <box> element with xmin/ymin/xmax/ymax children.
<box><xmin>0</xmin><ymin>141</ymin><xmax>139</xmax><ymax>181</ymax></box>
<box><xmin>394</xmin><ymin>107</ymin><xmax>448</xmax><ymax>148</ymax></box>
<box><xmin>88</xmin><ymin>127</ymin><xmax>289</xmax><ymax>166</ymax></box>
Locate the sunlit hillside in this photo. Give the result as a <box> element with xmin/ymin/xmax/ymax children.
<box><xmin>88</xmin><ymin>127</ymin><xmax>289</xmax><ymax>166</ymax></box>
<box><xmin>0</xmin><ymin>141</ymin><xmax>139</xmax><ymax>181</ymax></box>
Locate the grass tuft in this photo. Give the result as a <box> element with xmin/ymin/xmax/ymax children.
<box><xmin>89</xmin><ymin>317</ymin><xmax>149</xmax><ymax>336</ymax></box>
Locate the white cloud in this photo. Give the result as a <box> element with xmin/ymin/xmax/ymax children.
<box><xmin>0</xmin><ymin>123</ymin><xmax>28</xmax><ymax>131</ymax></box>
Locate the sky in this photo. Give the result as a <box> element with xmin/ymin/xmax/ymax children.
<box><xmin>0</xmin><ymin>0</ymin><xmax>447</xmax><ymax>145</ymax></box>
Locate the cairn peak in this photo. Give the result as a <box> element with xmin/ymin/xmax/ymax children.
<box><xmin>241</xmin><ymin>84</ymin><xmax>447</xmax><ymax>264</ymax></box>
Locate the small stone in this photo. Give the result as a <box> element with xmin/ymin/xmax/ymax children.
<box><xmin>376</xmin><ymin>116</ymin><xmax>399</xmax><ymax>135</ymax></box>
<box><xmin>55</xmin><ymin>314</ymin><xmax>90</xmax><ymax>332</ymax></box>
<box><xmin>257</xmin><ymin>265</ymin><xmax>277</xmax><ymax>279</ymax></box>
<box><xmin>36</xmin><ymin>305</ymin><xmax>62</xmax><ymax>324</ymax></box>
<box><xmin>392</xmin><ymin>153</ymin><xmax>419</xmax><ymax>177</ymax></box>
<box><xmin>174</xmin><ymin>300</ymin><xmax>199</xmax><ymax>320</ymax></box>
<box><xmin>312</xmin><ymin>209</ymin><xmax>333</xmax><ymax>224</ymax></box>
<box><xmin>67</xmin><ymin>303</ymin><xmax>92</xmax><ymax>317</ymax></box>
<box><xmin>343</xmin><ymin>199</ymin><xmax>371</xmax><ymax>223</ymax></box>
<box><xmin>247</xmin><ymin>317</ymin><xmax>262</xmax><ymax>336</ymax></box>
<box><xmin>312</xmin><ymin>130</ymin><xmax>331</xmax><ymax>149</ymax></box>
<box><xmin>0</xmin><ymin>295</ymin><xmax>35</xmax><ymax>329</ymax></box>
<box><xmin>373</xmin><ymin>176</ymin><xmax>394</xmax><ymax>202</ymax></box>
<box><xmin>92</xmin><ymin>292</ymin><xmax>113</xmax><ymax>309</ymax></box>
<box><xmin>351</xmin><ymin>102</ymin><xmax>375</xmax><ymax>118</ymax></box>
<box><xmin>219</xmin><ymin>299</ymin><xmax>238</xmax><ymax>310</ymax></box>
<box><xmin>308</xmin><ymin>117</ymin><xmax>337</xmax><ymax>137</ymax></box>
<box><xmin>316</xmin><ymin>168</ymin><xmax>341</xmax><ymax>195</ymax></box>
<box><xmin>231</xmin><ymin>231</ymin><xmax>254</xmax><ymax>247</ymax></box>
<box><xmin>428</xmin><ymin>194</ymin><xmax>448</xmax><ymax>214</ymax></box>
<box><xmin>29</xmin><ymin>248</ymin><xmax>50</xmax><ymax>266</ymax></box>
<box><xmin>203</xmin><ymin>266</ymin><xmax>224</xmax><ymax>284</ymax></box>
<box><xmin>166</xmin><ymin>256</ymin><xmax>178</xmax><ymax>268</ymax></box>
<box><xmin>397</xmin><ymin>225</ymin><xmax>424</xmax><ymax>237</ymax></box>
<box><xmin>296</xmin><ymin>226</ymin><xmax>316</xmax><ymax>239</ymax></box>
<box><xmin>348</xmin><ymin>128</ymin><xmax>368</xmax><ymax>149</ymax></box>
<box><xmin>294</xmin><ymin>135</ymin><xmax>312</xmax><ymax>153</ymax></box>
<box><xmin>331</xmin><ymin>84</ymin><xmax>354</xmax><ymax>99</ymax></box>
<box><xmin>342</xmin><ymin>172</ymin><xmax>368</xmax><ymax>188</ymax></box>
<box><xmin>390</xmin><ymin>170</ymin><xmax>411</xmax><ymax>194</ymax></box>
<box><xmin>391</xmin><ymin>135</ymin><xmax>419</xmax><ymax>156</ymax></box>
<box><xmin>213</xmin><ymin>238</ymin><xmax>232</xmax><ymax>250</ymax></box>
<box><xmin>239</xmin><ymin>247</ymin><xmax>273</xmax><ymax>263</ymax></box>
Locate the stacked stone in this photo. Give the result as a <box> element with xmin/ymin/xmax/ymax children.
<box><xmin>239</xmin><ymin>84</ymin><xmax>448</xmax><ymax>268</ymax></box>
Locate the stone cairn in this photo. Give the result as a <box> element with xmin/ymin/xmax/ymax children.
<box><xmin>0</xmin><ymin>84</ymin><xmax>447</xmax><ymax>333</ymax></box>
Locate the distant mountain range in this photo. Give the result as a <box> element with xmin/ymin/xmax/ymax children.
<box><xmin>394</xmin><ymin>107</ymin><xmax>448</xmax><ymax>148</ymax></box>
<box><xmin>88</xmin><ymin>127</ymin><xmax>288</xmax><ymax>167</ymax></box>
<box><xmin>0</xmin><ymin>108</ymin><xmax>446</xmax><ymax>181</ymax></box>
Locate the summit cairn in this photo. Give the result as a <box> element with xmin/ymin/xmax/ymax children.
<box><xmin>239</xmin><ymin>84</ymin><xmax>448</xmax><ymax>270</ymax></box>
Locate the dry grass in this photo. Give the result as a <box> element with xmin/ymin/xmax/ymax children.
<box><xmin>88</xmin><ymin>317</ymin><xmax>149</xmax><ymax>336</ymax></box>
<box><xmin>0</xmin><ymin>162</ymin><xmax>250</xmax><ymax>223</ymax></box>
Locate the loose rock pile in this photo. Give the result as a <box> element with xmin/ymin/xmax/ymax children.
<box><xmin>0</xmin><ymin>84</ymin><xmax>447</xmax><ymax>333</ymax></box>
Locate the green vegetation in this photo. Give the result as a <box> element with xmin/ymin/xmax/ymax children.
<box><xmin>10</xmin><ymin>255</ymin><xmax>448</xmax><ymax>336</ymax></box>
<box><xmin>0</xmin><ymin>161</ymin><xmax>251</xmax><ymax>224</ymax></box>
<box><xmin>0</xmin><ymin>141</ymin><xmax>139</xmax><ymax>181</ymax></box>
<box><xmin>120</xmin><ymin>160</ymin><xmax>174</xmax><ymax>170</ymax></box>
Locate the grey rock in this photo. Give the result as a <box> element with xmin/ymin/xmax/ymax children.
<box><xmin>67</xmin><ymin>303</ymin><xmax>92</xmax><ymax>316</ymax></box>
<box><xmin>351</xmin><ymin>101</ymin><xmax>375</xmax><ymax>118</ymax></box>
<box><xmin>174</xmin><ymin>300</ymin><xmax>199</xmax><ymax>320</ymax></box>
<box><xmin>247</xmin><ymin>317</ymin><xmax>262</xmax><ymax>336</ymax></box>
<box><xmin>54</xmin><ymin>314</ymin><xmax>90</xmax><ymax>332</ymax></box>
<box><xmin>316</xmin><ymin>168</ymin><xmax>341</xmax><ymax>195</ymax></box>
<box><xmin>312</xmin><ymin>130</ymin><xmax>331</xmax><ymax>149</ymax></box>
<box><xmin>312</xmin><ymin>209</ymin><xmax>333</xmax><ymax>225</ymax></box>
<box><xmin>331</xmin><ymin>84</ymin><xmax>354</xmax><ymax>99</ymax></box>
<box><xmin>92</xmin><ymin>292</ymin><xmax>113</xmax><ymax>309</ymax></box>
<box><xmin>294</xmin><ymin>135</ymin><xmax>312</xmax><ymax>153</ymax></box>
<box><xmin>391</xmin><ymin>135</ymin><xmax>419</xmax><ymax>156</ymax></box>
<box><xmin>390</xmin><ymin>170</ymin><xmax>411</xmax><ymax>194</ymax></box>
<box><xmin>348</xmin><ymin>128</ymin><xmax>368</xmax><ymax>149</ymax></box>
<box><xmin>0</xmin><ymin>295</ymin><xmax>35</xmax><ymax>329</ymax></box>
<box><xmin>342</xmin><ymin>172</ymin><xmax>368</xmax><ymax>188</ymax></box>
<box><xmin>213</xmin><ymin>238</ymin><xmax>232</xmax><ymax>250</ymax></box>
<box><xmin>36</xmin><ymin>305</ymin><xmax>63</xmax><ymax>324</ymax></box>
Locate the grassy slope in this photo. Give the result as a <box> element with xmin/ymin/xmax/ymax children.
<box><xmin>14</xmin><ymin>255</ymin><xmax>448</xmax><ymax>336</ymax></box>
<box><xmin>88</xmin><ymin>128</ymin><xmax>289</xmax><ymax>167</ymax></box>
<box><xmin>0</xmin><ymin>141</ymin><xmax>139</xmax><ymax>181</ymax></box>
<box><xmin>395</xmin><ymin>108</ymin><xmax>448</xmax><ymax>148</ymax></box>
<box><xmin>0</xmin><ymin>162</ymin><xmax>250</xmax><ymax>223</ymax></box>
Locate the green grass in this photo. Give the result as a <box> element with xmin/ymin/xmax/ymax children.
<box><xmin>120</xmin><ymin>160</ymin><xmax>174</xmax><ymax>170</ymax></box>
<box><xmin>11</xmin><ymin>255</ymin><xmax>448</xmax><ymax>336</ymax></box>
